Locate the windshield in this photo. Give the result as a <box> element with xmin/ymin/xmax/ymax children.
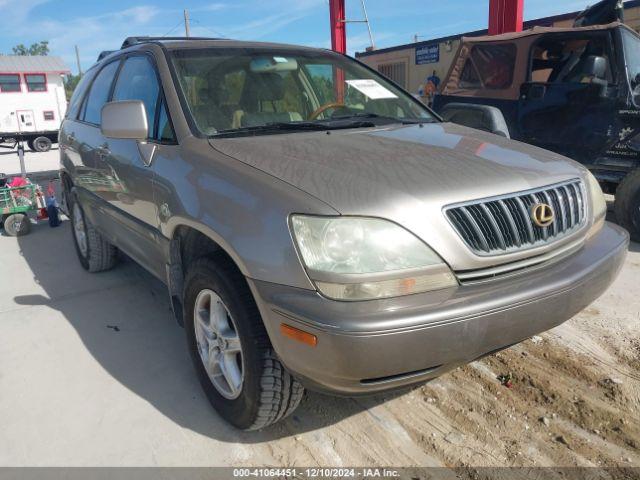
<box><xmin>622</xmin><ymin>28</ymin><xmax>640</xmax><ymax>93</ymax></box>
<box><xmin>169</xmin><ymin>47</ymin><xmax>435</xmax><ymax>136</ymax></box>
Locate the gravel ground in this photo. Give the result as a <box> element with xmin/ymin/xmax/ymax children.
<box><xmin>0</xmin><ymin>210</ymin><xmax>637</xmax><ymax>469</ymax></box>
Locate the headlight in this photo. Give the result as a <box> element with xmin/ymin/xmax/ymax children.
<box><xmin>290</xmin><ymin>216</ymin><xmax>457</xmax><ymax>301</ymax></box>
<box><xmin>586</xmin><ymin>171</ymin><xmax>606</xmax><ymax>238</ymax></box>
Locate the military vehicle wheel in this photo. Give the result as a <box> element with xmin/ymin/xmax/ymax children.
<box><xmin>615</xmin><ymin>169</ymin><xmax>640</xmax><ymax>242</ymax></box>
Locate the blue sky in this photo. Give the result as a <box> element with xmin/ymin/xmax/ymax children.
<box><xmin>0</xmin><ymin>0</ymin><xmax>596</xmax><ymax>74</ymax></box>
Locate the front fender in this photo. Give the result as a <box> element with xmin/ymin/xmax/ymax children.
<box><xmin>154</xmin><ymin>139</ymin><xmax>338</xmax><ymax>290</ymax></box>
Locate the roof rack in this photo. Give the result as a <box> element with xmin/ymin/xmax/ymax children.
<box><xmin>120</xmin><ymin>36</ymin><xmax>222</xmax><ymax>49</ymax></box>
<box><xmin>97</xmin><ymin>50</ymin><xmax>116</xmax><ymax>62</ymax></box>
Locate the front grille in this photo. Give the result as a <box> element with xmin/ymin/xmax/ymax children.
<box><xmin>445</xmin><ymin>179</ymin><xmax>586</xmax><ymax>255</ymax></box>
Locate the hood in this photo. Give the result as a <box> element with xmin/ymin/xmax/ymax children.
<box><xmin>210</xmin><ymin>122</ymin><xmax>588</xmax><ymax>270</ymax></box>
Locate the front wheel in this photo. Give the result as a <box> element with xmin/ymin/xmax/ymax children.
<box><xmin>615</xmin><ymin>169</ymin><xmax>640</xmax><ymax>242</ymax></box>
<box><xmin>184</xmin><ymin>255</ymin><xmax>304</xmax><ymax>430</ymax></box>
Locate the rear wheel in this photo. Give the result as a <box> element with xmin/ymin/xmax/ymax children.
<box><xmin>33</xmin><ymin>136</ymin><xmax>52</xmax><ymax>152</ymax></box>
<box><xmin>26</xmin><ymin>139</ymin><xmax>35</xmax><ymax>151</ymax></box>
<box><xmin>70</xmin><ymin>192</ymin><xmax>118</xmax><ymax>272</ymax></box>
<box><xmin>615</xmin><ymin>169</ymin><xmax>640</xmax><ymax>242</ymax></box>
<box><xmin>3</xmin><ymin>213</ymin><xmax>30</xmax><ymax>236</ymax></box>
<box><xmin>184</xmin><ymin>255</ymin><xmax>304</xmax><ymax>430</ymax></box>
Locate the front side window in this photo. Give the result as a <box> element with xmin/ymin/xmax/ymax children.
<box><xmin>170</xmin><ymin>48</ymin><xmax>435</xmax><ymax>136</ymax></box>
<box><xmin>622</xmin><ymin>28</ymin><xmax>640</xmax><ymax>96</ymax></box>
<box><xmin>25</xmin><ymin>73</ymin><xmax>46</xmax><ymax>92</ymax></box>
<box><xmin>530</xmin><ymin>35</ymin><xmax>612</xmax><ymax>84</ymax></box>
<box><xmin>0</xmin><ymin>74</ymin><xmax>21</xmax><ymax>93</ymax></box>
<box><xmin>112</xmin><ymin>56</ymin><xmax>160</xmax><ymax>129</ymax></box>
<box><xmin>67</xmin><ymin>68</ymin><xmax>96</xmax><ymax>119</ymax></box>
<box><xmin>82</xmin><ymin>60</ymin><xmax>120</xmax><ymax>125</ymax></box>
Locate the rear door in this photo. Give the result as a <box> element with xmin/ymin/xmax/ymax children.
<box><xmin>518</xmin><ymin>32</ymin><xmax>619</xmax><ymax>164</ymax></box>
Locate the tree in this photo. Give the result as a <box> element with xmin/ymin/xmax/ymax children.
<box><xmin>12</xmin><ymin>41</ymin><xmax>49</xmax><ymax>56</ymax></box>
<box><xmin>63</xmin><ymin>74</ymin><xmax>81</xmax><ymax>101</ymax></box>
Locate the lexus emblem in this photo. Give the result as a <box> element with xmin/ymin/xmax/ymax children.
<box><xmin>531</xmin><ymin>203</ymin><xmax>555</xmax><ymax>228</ymax></box>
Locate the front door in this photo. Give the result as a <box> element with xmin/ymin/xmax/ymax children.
<box><xmin>95</xmin><ymin>54</ymin><xmax>168</xmax><ymax>279</ymax></box>
<box><xmin>75</xmin><ymin>55</ymin><xmax>165</xmax><ymax>279</ymax></box>
<box><xmin>517</xmin><ymin>32</ymin><xmax>618</xmax><ymax>165</ymax></box>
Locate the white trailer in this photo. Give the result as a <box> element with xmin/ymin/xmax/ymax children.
<box><xmin>0</xmin><ymin>55</ymin><xmax>70</xmax><ymax>152</ymax></box>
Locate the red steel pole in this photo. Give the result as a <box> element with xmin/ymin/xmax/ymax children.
<box><xmin>489</xmin><ymin>0</ymin><xmax>524</xmax><ymax>35</ymax></box>
<box><xmin>329</xmin><ymin>0</ymin><xmax>347</xmax><ymax>53</ymax></box>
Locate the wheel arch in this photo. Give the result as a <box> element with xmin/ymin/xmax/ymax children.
<box><xmin>166</xmin><ymin>221</ymin><xmax>252</xmax><ymax>327</ymax></box>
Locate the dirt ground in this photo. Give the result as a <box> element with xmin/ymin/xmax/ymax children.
<box><xmin>0</xmin><ymin>215</ymin><xmax>638</xmax><ymax>469</ymax></box>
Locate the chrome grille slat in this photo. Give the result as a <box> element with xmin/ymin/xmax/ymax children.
<box><xmin>480</xmin><ymin>203</ymin><xmax>507</xmax><ymax>250</ymax></box>
<box><xmin>542</xmin><ymin>191</ymin><xmax>558</xmax><ymax>237</ymax></box>
<box><xmin>562</xmin><ymin>185</ymin><xmax>576</xmax><ymax>228</ymax></box>
<box><xmin>514</xmin><ymin>196</ymin><xmax>536</xmax><ymax>243</ymax></box>
<box><xmin>445</xmin><ymin>179</ymin><xmax>586</xmax><ymax>256</ymax></box>
<box><xmin>497</xmin><ymin>200</ymin><xmax>522</xmax><ymax>247</ymax></box>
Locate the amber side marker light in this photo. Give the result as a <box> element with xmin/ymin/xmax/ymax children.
<box><xmin>280</xmin><ymin>323</ymin><xmax>318</xmax><ymax>347</ymax></box>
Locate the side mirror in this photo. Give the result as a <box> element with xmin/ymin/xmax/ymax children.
<box><xmin>101</xmin><ymin>100</ymin><xmax>148</xmax><ymax>140</ymax></box>
<box><xmin>439</xmin><ymin>103</ymin><xmax>510</xmax><ymax>139</ymax></box>
<box><xmin>583</xmin><ymin>55</ymin><xmax>607</xmax><ymax>80</ymax></box>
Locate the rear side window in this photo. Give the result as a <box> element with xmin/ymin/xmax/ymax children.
<box><xmin>112</xmin><ymin>56</ymin><xmax>160</xmax><ymax>129</ymax></box>
<box><xmin>66</xmin><ymin>69</ymin><xmax>96</xmax><ymax>119</ymax></box>
<box><xmin>470</xmin><ymin>44</ymin><xmax>516</xmax><ymax>89</ymax></box>
<box><xmin>82</xmin><ymin>60</ymin><xmax>120</xmax><ymax>125</ymax></box>
<box><xmin>0</xmin><ymin>74</ymin><xmax>21</xmax><ymax>93</ymax></box>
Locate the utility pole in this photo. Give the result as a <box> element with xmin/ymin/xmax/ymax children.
<box><xmin>74</xmin><ymin>45</ymin><xmax>82</xmax><ymax>77</ymax></box>
<box><xmin>184</xmin><ymin>9</ymin><xmax>191</xmax><ymax>37</ymax></box>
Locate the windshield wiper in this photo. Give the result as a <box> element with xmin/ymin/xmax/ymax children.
<box><xmin>330</xmin><ymin>112</ymin><xmax>432</xmax><ymax>125</ymax></box>
<box><xmin>211</xmin><ymin>119</ymin><xmax>377</xmax><ymax>138</ymax></box>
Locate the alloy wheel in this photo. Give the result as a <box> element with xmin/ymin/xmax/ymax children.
<box><xmin>193</xmin><ymin>289</ymin><xmax>244</xmax><ymax>400</ymax></box>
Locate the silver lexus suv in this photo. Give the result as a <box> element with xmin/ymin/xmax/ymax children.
<box><xmin>60</xmin><ymin>36</ymin><xmax>629</xmax><ymax>430</ymax></box>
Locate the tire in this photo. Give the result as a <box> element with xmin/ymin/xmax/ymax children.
<box><xmin>615</xmin><ymin>169</ymin><xmax>640</xmax><ymax>242</ymax></box>
<box><xmin>69</xmin><ymin>191</ymin><xmax>118</xmax><ymax>272</ymax></box>
<box><xmin>26</xmin><ymin>139</ymin><xmax>35</xmax><ymax>151</ymax></box>
<box><xmin>3</xmin><ymin>213</ymin><xmax>30</xmax><ymax>236</ymax></box>
<box><xmin>184</xmin><ymin>255</ymin><xmax>304</xmax><ymax>430</ymax></box>
<box><xmin>33</xmin><ymin>136</ymin><xmax>52</xmax><ymax>153</ymax></box>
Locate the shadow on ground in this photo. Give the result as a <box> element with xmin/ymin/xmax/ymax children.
<box><xmin>13</xmin><ymin>222</ymin><xmax>406</xmax><ymax>444</ymax></box>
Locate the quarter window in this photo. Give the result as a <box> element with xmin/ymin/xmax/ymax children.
<box><xmin>82</xmin><ymin>60</ymin><xmax>120</xmax><ymax>125</ymax></box>
<box><xmin>112</xmin><ymin>56</ymin><xmax>160</xmax><ymax>130</ymax></box>
<box><xmin>0</xmin><ymin>74</ymin><xmax>21</xmax><ymax>92</ymax></box>
<box><xmin>25</xmin><ymin>73</ymin><xmax>46</xmax><ymax>92</ymax></box>
<box><xmin>156</xmin><ymin>100</ymin><xmax>176</xmax><ymax>143</ymax></box>
<box><xmin>470</xmin><ymin>44</ymin><xmax>516</xmax><ymax>89</ymax></box>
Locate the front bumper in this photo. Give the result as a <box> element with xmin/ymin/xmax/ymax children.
<box><xmin>248</xmin><ymin>222</ymin><xmax>629</xmax><ymax>395</ymax></box>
